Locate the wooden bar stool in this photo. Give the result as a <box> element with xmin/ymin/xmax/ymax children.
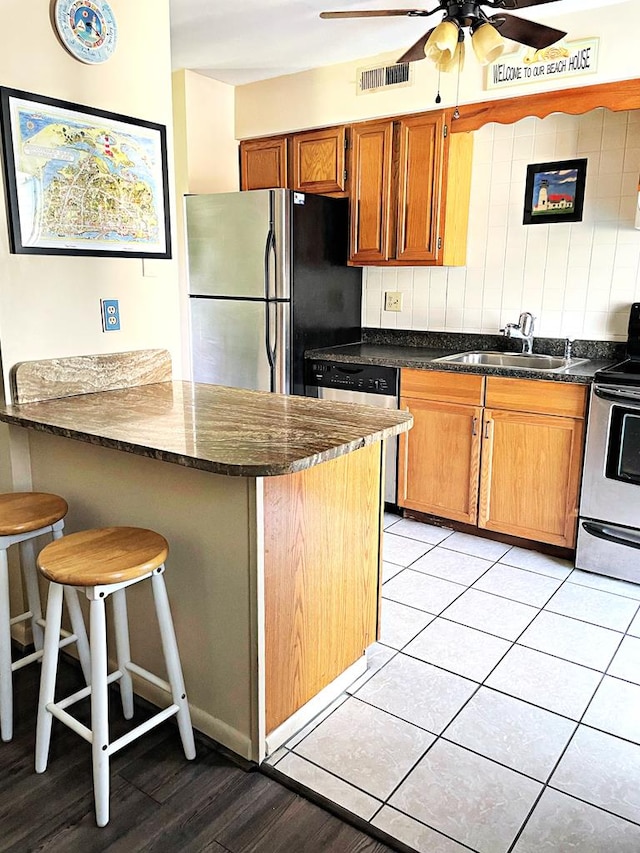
<box><xmin>35</xmin><ymin>526</ymin><xmax>196</xmax><ymax>827</ymax></box>
<box><xmin>0</xmin><ymin>492</ymin><xmax>90</xmax><ymax>742</ymax></box>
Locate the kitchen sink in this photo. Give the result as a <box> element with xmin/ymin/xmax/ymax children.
<box><xmin>433</xmin><ymin>351</ymin><xmax>588</xmax><ymax>372</ymax></box>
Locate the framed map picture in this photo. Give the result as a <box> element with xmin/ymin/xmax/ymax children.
<box><xmin>0</xmin><ymin>87</ymin><xmax>171</xmax><ymax>258</ymax></box>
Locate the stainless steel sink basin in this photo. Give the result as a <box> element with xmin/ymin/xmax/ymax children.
<box><xmin>433</xmin><ymin>351</ymin><xmax>588</xmax><ymax>372</ymax></box>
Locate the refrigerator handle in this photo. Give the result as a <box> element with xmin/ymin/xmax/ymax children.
<box><xmin>263</xmin><ymin>228</ymin><xmax>276</xmax><ymax>301</ymax></box>
<box><xmin>265</xmin><ymin>302</ymin><xmax>276</xmax><ymax>393</ymax></box>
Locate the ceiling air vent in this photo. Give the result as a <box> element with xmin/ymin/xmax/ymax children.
<box><xmin>357</xmin><ymin>62</ymin><xmax>412</xmax><ymax>95</ymax></box>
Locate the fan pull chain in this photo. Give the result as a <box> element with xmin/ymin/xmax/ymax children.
<box><xmin>453</xmin><ymin>36</ymin><xmax>463</xmax><ymax>120</ymax></box>
<box><xmin>435</xmin><ymin>69</ymin><xmax>442</xmax><ymax>104</ymax></box>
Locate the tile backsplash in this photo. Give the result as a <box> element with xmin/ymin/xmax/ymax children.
<box><xmin>363</xmin><ymin>108</ymin><xmax>640</xmax><ymax>341</ymax></box>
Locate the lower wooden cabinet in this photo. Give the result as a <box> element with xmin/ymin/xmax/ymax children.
<box><xmin>399</xmin><ymin>398</ymin><xmax>481</xmax><ymax>524</ymax></box>
<box><xmin>398</xmin><ymin>370</ymin><xmax>587</xmax><ymax>548</ymax></box>
<box><xmin>478</xmin><ymin>408</ymin><xmax>585</xmax><ymax>547</ymax></box>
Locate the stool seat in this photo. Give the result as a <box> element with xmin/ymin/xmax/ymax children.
<box><xmin>0</xmin><ymin>493</ymin><xmax>68</xmax><ymax>536</ymax></box>
<box><xmin>37</xmin><ymin>527</ymin><xmax>169</xmax><ymax>587</ymax></box>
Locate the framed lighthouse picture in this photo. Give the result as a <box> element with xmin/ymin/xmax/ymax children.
<box><xmin>523</xmin><ymin>158</ymin><xmax>587</xmax><ymax>225</ymax></box>
<box><xmin>0</xmin><ymin>87</ymin><xmax>171</xmax><ymax>257</ymax></box>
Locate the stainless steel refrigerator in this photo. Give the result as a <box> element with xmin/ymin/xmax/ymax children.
<box><xmin>186</xmin><ymin>189</ymin><xmax>362</xmax><ymax>396</ymax></box>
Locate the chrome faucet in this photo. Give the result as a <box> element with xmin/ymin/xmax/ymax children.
<box><xmin>564</xmin><ymin>337</ymin><xmax>573</xmax><ymax>360</ymax></box>
<box><xmin>501</xmin><ymin>312</ymin><xmax>535</xmax><ymax>354</ymax></box>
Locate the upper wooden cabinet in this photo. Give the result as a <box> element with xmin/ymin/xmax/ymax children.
<box><xmin>240</xmin><ymin>126</ymin><xmax>347</xmax><ymax>194</ymax></box>
<box><xmin>291</xmin><ymin>126</ymin><xmax>347</xmax><ymax>194</ymax></box>
<box><xmin>348</xmin><ymin>112</ymin><xmax>473</xmax><ymax>266</ymax></box>
<box><xmin>349</xmin><ymin>120</ymin><xmax>394</xmax><ymax>264</ymax></box>
<box><xmin>396</xmin><ymin>113</ymin><xmax>445</xmax><ymax>263</ymax></box>
<box><xmin>239</xmin><ymin>111</ymin><xmax>473</xmax><ymax>266</ymax></box>
<box><xmin>240</xmin><ymin>136</ymin><xmax>288</xmax><ymax>190</ymax></box>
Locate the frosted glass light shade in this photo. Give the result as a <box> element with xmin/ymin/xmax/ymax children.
<box><xmin>471</xmin><ymin>22</ymin><xmax>505</xmax><ymax>65</ymax></box>
<box><xmin>424</xmin><ymin>20</ymin><xmax>460</xmax><ymax>67</ymax></box>
<box><xmin>438</xmin><ymin>37</ymin><xmax>465</xmax><ymax>73</ymax></box>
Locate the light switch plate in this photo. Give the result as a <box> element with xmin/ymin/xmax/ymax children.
<box><xmin>385</xmin><ymin>291</ymin><xmax>403</xmax><ymax>312</ymax></box>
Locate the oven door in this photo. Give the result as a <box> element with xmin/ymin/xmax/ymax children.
<box><xmin>580</xmin><ymin>384</ymin><xmax>640</xmax><ymax>529</ymax></box>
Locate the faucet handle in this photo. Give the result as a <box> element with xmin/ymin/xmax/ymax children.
<box><xmin>519</xmin><ymin>312</ymin><xmax>535</xmax><ymax>336</ymax></box>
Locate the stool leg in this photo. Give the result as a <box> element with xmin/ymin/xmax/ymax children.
<box><xmin>0</xmin><ymin>549</ymin><xmax>13</xmax><ymax>742</ymax></box>
<box><xmin>151</xmin><ymin>570</ymin><xmax>196</xmax><ymax>761</ymax></box>
<box><xmin>35</xmin><ymin>583</ymin><xmax>64</xmax><ymax>771</ymax></box>
<box><xmin>63</xmin><ymin>588</ymin><xmax>91</xmax><ymax>686</ymax></box>
<box><xmin>90</xmin><ymin>595</ymin><xmax>111</xmax><ymax>827</ymax></box>
<box><xmin>20</xmin><ymin>539</ymin><xmax>44</xmax><ymax>652</ymax></box>
<box><xmin>112</xmin><ymin>590</ymin><xmax>134</xmax><ymax>720</ymax></box>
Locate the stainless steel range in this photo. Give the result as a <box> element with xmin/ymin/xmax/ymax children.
<box><xmin>577</xmin><ymin>303</ymin><xmax>640</xmax><ymax>582</ymax></box>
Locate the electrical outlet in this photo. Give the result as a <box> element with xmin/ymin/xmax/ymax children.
<box><xmin>384</xmin><ymin>291</ymin><xmax>403</xmax><ymax>312</ymax></box>
<box><xmin>101</xmin><ymin>299</ymin><xmax>120</xmax><ymax>332</ymax></box>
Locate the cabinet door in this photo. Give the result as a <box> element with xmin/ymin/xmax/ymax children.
<box><xmin>396</xmin><ymin>113</ymin><xmax>446</xmax><ymax>263</ymax></box>
<box><xmin>398</xmin><ymin>398</ymin><xmax>482</xmax><ymax>524</ymax></box>
<box><xmin>478</xmin><ymin>409</ymin><xmax>584</xmax><ymax>547</ymax></box>
<box><xmin>291</xmin><ymin>126</ymin><xmax>347</xmax><ymax>194</ymax></box>
<box><xmin>349</xmin><ymin>120</ymin><xmax>394</xmax><ymax>263</ymax></box>
<box><xmin>240</xmin><ymin>137</ymin><xmax>288</xmax><ymax>190</ymax></box>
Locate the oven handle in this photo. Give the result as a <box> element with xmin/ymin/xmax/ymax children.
<box><xmin>594</xmin><ymin>385</ymin><xmax>640</xmax><ymax>403</ymax></box>
<box><xmin>582</xmin><ymin>521</ymin><xmax>640</xmax><ymax>551</ymax></box>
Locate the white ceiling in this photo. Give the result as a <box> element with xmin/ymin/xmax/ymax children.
<box><xmin>168</xmin><ymin>0</ymin><xmax>627</xmax><ymax>86</ymax></box>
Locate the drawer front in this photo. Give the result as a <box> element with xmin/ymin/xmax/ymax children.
<box><xmin>485</xmin><ymin>377</ymin><xmax>587</xmax><ymax>418</ymax></box>
<box><xmin>401</xmin><ymin>369</ymin><xmax>484</xmax><ymax>405</ymax></box>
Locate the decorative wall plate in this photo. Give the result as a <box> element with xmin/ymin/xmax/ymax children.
<box><xmin>54</xmin><ymin>0</ymin><xmax>118</xmax><ymax>64</ymax></box>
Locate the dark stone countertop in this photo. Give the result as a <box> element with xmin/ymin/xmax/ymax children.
<box><xmin>307</xmin><ymin>330</ymin><xmax>622</xmax><ymax>385</ymax></box>
<box><xmin>0</xmin><ymin>381</ymin><xmax>412</xmax><ymax>477</ymax></box>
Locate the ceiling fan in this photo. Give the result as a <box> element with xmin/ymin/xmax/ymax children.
<box><xmin>320</xmin><ymin>1</ymin><xmax>568</xmax><ymax>69</ymax></box>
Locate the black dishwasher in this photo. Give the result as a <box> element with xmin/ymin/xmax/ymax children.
<box><xmin>305</xmin><ymin>360</ymin><xmax>400</xmax><ymax>504</ymax></box>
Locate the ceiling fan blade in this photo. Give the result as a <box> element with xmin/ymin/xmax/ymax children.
<box><xmin>493</xmin><ymin>0</ymin><xmax>562</xmax><ymax>9</ymax></box>
<box><xmin>320</xmin><ymin>9</ymin><xmax>429</xmax><ymax>18</ymax></box>
<box><xmin>489</xmin><ymin>13</ymin><xmax>566</xmax><ymax>49</ymax></box>
<box><xmin>396</xmin><ymin>27</ymin><xmax>435</xmax><ymax>63</ymax></box>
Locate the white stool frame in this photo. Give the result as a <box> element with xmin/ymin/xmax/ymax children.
<box><xmin>36</xmin><ymin>563</ymin><xmax>196</xmax><ymax>827</ymax></box>
<box><xmin>0</xmin><ymin>519</ymin><xmax>90</xmax><ymax>742</ymax></box>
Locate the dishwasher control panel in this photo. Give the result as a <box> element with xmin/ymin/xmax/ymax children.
<box><xmin>306</xmin><ymin>360</ymin><xmax>399</xmax><ymax>396</ymax></box>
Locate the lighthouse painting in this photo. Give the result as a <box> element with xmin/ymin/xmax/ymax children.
<box><xmin>523</xmin><ymin>158</ymin><xmax>587</xmax><ymax>225</ymax></box>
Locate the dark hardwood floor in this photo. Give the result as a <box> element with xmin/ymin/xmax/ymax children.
<box><xmin>0</xmin><ymin>658</ymin><xmax>396</xmax><ymax>853</ymax></box>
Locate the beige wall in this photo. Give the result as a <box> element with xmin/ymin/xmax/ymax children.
<box><xmin>235</xmin><ymin>5</ymin><xmax>638</xmax><ymax>139</ymax></box>
<box><xmin>0</xmin><ymin>0</ymin><xmax>181</xmax><ymax>404</ymax></box>
<box><xmin>173</xmin><ymin>70</ymin><xmax>238</xmax><ymax>195</ymax></box>
<box><xmin>172</xmin><ymin>70</ymin><xmax>238</xmax><ymax>377</ymax></box>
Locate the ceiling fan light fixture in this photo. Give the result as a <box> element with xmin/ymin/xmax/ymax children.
<box><xmin>471</xmin><ymin>21</ymin><xmax>505</xmax><ymax>65</ymax></box>
<box><xmin>424</xmin><ymin>19</ymin><xmax>460</xmax><ymax>66</ymax></box>
<box><xmin>438</xmin><ymin>36</ymin><xmax>465</xmax><ymax>73</ymax></box>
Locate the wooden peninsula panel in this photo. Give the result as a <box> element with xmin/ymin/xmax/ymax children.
<box><xmin>263</xmin><ymin>443</ymin><xmax>382</xmax><ymax>733</ymax></box>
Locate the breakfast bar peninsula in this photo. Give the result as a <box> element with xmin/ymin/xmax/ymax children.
<box><xmin>0</xmin><ymin>360</ymin><xmax>411</xmax><ymax>763</ymax></box>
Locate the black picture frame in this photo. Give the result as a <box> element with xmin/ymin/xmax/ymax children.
<box><xmin>0</xmin><ymin>86</ymin><xmax>171</xmax><ymax>258</ymax></box>
<box><xmin>523</xmin><ymin>158</ymin><xmax>587</xmax><ymax>225</ymax></box>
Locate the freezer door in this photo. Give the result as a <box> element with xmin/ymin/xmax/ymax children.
<box><xmin>190</xmin><ymin>298</ymin><xmax>274</xmax><ymax>392</ymax></box>
<box><xmin>185</xmin><ymin>191</ymin><xmax>274</xmax><ymax>298</ymax></box>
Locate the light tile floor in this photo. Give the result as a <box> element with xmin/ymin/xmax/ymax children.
<box><xmin>267</xmin><ymin>514</ymin><xmax>640</xmax><ymax>853</ymax></box>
